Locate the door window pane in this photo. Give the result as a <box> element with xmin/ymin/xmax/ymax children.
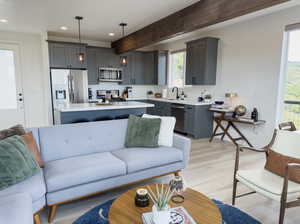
<box><xmin>283</xmin><ymin>30</ymin><xmax>300</xmax><ymax>128</ymax></box>
<box><xmin>170</xmin><ymin>51</ymin><xmax>186</xmax><ymax>87</ymax></box>
<box><xmin>0</xmin><ymin>49</ymin><xmax>17</xmax><ymax>109</ymax></box>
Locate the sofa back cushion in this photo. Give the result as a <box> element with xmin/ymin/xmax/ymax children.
<box><xmin>39</xmin><ymin>120</ymin><xmax>128</xmax><ymax>162</ymax></box>
<box><xmin>0</xmin><ymin>136</ymin><xmax>40</xmax><ymax>190</ymax></box>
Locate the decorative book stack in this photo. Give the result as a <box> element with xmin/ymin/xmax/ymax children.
<box><xmin>142</xmin><ymin>206</ymin><xmax>196</xmax><ymax>224</ymax></box>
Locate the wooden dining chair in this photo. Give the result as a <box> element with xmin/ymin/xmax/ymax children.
<box><xmin>232</xmin><ymin>129</ymin><xmax>300</xmax><ymax>224</ymax></box>
<box><xmin>278</xmin><ymin>121</ymin><xmax>297</xmax><ymax>131</ymax></box>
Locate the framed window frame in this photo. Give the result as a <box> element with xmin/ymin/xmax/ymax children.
<box><xmin>168</xmin><ymin>49</ymin><xmax>187</xmax><ymax>88</ymax></box>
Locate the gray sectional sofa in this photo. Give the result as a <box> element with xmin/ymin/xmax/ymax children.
<box><xmin>0</xmin><ymin>119</ymin><xmax>191</xmax><ymax>223</ymax></box>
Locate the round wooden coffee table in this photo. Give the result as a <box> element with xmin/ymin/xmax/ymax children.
<box><xmin>109</xmin><ymin>184</ymin><xmax>222</xmax><ymax>224</ymax></box>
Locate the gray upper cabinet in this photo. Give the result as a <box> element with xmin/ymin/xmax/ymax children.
<box><xmin>143</xmin><ymin>52</ymin><xmax>155</xmax><ymax>85</ymax></box>
<box><xmin>122</xmin><ymin>50</ymin><xmax>168</xmax><ymax>86</ymax></box>
<box><xmin>87</xmin><ymin>46</ymin><xmax>121</xmax><ymax>84</ymax></box>
<box><xmin>185</xmin><ymin>37</ymin><xmax>219</xmax><ymax>85</ymax></box>
<box><xmin>120</xmin><ymin>52</ymin><xmax>133</xmax><ymax>85</ymax></box>
<box><xmin>155</xmin><ymin>51</ymin><xmax>168</xmax><ymax>86</ymax></box>
<box><xmin>86</xmin><ymin>47</ymin><xmax>98</xmax><ymax>84</ymax></box>
<box><xmin>48</xmin><ymin>41</ymin><xmax>87</xmax><ymax>69</ymax></box>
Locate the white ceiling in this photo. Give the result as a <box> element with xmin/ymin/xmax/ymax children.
<box><xmin>0</xmin><ymin>0</ymin><xmax>199</xmax><ymax>42</ymax></box>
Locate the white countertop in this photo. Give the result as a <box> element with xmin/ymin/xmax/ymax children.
<box><xmin>57</xmin><ymin>101</ymin><xmax>154</xmax><ymax>112</ymax></box>
<box><xmin>126</xmin><ymin>97</ymin><xmax>212</xmax><ymax>106</ymax></box>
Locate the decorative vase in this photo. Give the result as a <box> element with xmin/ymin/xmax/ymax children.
<box><xmin>152</xmin><ymin>205</ymin><xmax>170</xmax><ymax>224</ymax></box>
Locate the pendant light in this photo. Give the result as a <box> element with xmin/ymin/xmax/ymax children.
<box><xmin>120</xmin><ymin>23</ymin><xmax>128</xmax><ymax>66</ymax></box>
<box><xmin>75</xmin><ymin>16</ymin><xmax>85</xmax><ymax>62</ymax></box>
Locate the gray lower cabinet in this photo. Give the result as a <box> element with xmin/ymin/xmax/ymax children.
<box><xmin>48</xmin><ymin>41</ymin><xmax>87</xmax><ymax>69</ymax></box>
<box><xmin>137</xmin><ymin>100</ymin><xmax>213</xmax><ymax>139</ymax></box>
<box><xmin>147</xmin><ymin>100</ymin><xmax>171</xmax><ymax>116</ymax></box>
<box><xmin>184</xmin><ymin>105</ymin><xmax>213</xmax><ymax>138</ymax></box>
<box><xmin>185</xmin><ymin>37</ymin><xmax>219</xmax><ymax>85</ymax></box>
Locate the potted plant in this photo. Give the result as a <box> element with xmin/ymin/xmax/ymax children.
<box><xmin>204</xmin><ymin>94</ymin><xmax>212</xmax><ymax>103</ymax></box>
<box><xmin>147</xmin><ymin>90</ymin><xmax>154</xmax><ymax>98</ymax></box>
<box><xmin>147</xmin><ymin>185</ymin><xmax>174</xmax><ymax>224</ymax></box>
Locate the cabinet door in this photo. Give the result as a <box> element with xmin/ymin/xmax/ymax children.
<box><xmin>185</xmin><ymin>38</ymin><xmax>218</xmax><ymax>85</ymax></box>
<box><xmin>184</xmin><ymin>105</ymin><xmax>195</xmax><ymax>135</ymax></box>
<box><xmin>68</xmin><ymin>45</ymin><xmax>87</xmax><ymax>69</ymax></box>
<box><xmin>87</xmin><ymin>47</ymin><xmax>98</xmax><ymax>84</ymax></box>
<box><xmin>132</xmin><ymin>52</ymin><xmax>144</xmax><ymax>85</ymax></box>
<box><xmin>185</xmin><ymin>45</ymin><xmax>193</xmax><ymax>85</ymax></box>
<box><xmin>107</xmin><ymin>49</ymin><xmax>119</xmax><ymax>68</ymax></box>
<box><xmin>49</xmin><ymin>43</ymin><xmax>69</xmax><ymax>68</ymax></box>
<box><xmin>157</xmin><ymin>51</ymin><xmax>168</xmax><ymax>86</ymax></box>
<box><xmin>143</xmin><ymin>52</ymin><xmax>155</xmax><ymax>85</ymax></box>
<box><xmin>121</xmin><ymin>52</ymin><xmax>133</xmax><ymax>85</ymax></box>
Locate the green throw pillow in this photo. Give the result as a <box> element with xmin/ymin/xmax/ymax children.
<box><xmin>0</xmin><ymin>135</ymin><xmax>40</xmax><ymax>190</ymax></box>
<box><xmin>125</xmin><ymin>115</ymin><xmax>161</xmax><ymax>148</ymax></box>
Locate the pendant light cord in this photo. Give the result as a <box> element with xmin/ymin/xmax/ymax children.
<box><xmin>78</xmin><ymin>19</ymin><xmax>82</xmax><ymax>44</ymax></box>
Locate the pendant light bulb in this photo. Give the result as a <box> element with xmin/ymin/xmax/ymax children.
<box><xmin>75</xmin><ymin>16</ymin><xmax>85</xmax><ymax>63</ymax></box>
<box><xmin>119</xmin><ymin>22</ymin><xmax>128</xmax><ymax>66</ymax></box>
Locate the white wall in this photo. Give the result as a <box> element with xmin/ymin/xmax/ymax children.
<box><xmin>158</xmin><ymin>6</ymin><xmax>300</xmax><ymax>147</ymax></box>
<box><xmin>0</xmin><ymin>31</ymin><xmax>49</xmax><ymax>128</ymax></box>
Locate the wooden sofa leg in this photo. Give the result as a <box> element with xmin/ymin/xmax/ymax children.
<box><xmin>34</xmin><ymin>213</ymin><xmax>41</xmax><ymax>224</ymax></box>
<box><xmin>48</xmin><ymin>205</ymin><xmax>58</xmax><ymax>223</ymax></box>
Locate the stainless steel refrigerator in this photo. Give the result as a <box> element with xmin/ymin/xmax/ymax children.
<box><xmin>50</xmin><ymin>69</ymin><xmax>88</xmax><ymax>124</ymax></box>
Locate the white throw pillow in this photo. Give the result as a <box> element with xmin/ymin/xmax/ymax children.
<box><xmin>142</xmin><ymin>114</ymin><xmax>176</xmax><ymax>147</ymax></box>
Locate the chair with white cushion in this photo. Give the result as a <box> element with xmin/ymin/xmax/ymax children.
<box><xmin>232</xmin><ymin>129</ymin><xmax>300</xmax><ymax>224</ymax></box>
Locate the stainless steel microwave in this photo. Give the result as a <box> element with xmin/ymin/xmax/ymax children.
<box><xmin>98</xmin><ymin>67</ymin><xmax>122</xmax><ymax>82</ymax></box>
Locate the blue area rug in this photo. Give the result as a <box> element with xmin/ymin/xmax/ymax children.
<box><xmin>73</xmin><ymin>199</ymin><xmax>261</xmax><ymax>224</ymax></box>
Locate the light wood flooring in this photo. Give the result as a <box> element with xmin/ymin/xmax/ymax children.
<box><xmin>40</xmin><ymin>139</ymin><xmax>300</xmax><ymax>224</ymax></box>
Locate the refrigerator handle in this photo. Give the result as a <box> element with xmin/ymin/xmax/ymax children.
<box><xmin>68</xmin><ymin>73</ymin><xmax>74</xmax><ymax>103</ymax></box>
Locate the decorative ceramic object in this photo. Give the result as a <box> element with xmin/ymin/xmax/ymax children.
<box><xmin>146</xmin><ymin>184</ymin><xmax>174</xmax><ymax>224</ymax></box>
<box><xmin>169</xmin><ymin>176</ymin><xmax>186</xmax><ymax>203</ymax></box>
<box><xmin>135</xmin><ymin>188</ymin><xmax>150</xmax><ymax>207</ymax></box>
<box><xmin>152</xmin><ymin>204</ymin><xmax>171</xmax><ymax>224</ymax></box>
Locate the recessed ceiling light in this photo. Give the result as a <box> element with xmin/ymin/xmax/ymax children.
<box><xmin>109</xmin><ymin>33</ymin><xmax>115</xmax><ymax>36</ymax></box>
<box><xmin>0</xmin><ymin>19</ymin><xmax>8</xmax><ymax>23</ymax></box>
<box><xmin>60</xmin><ymin>26</ymin><xmax>68</xmax><ymax>30</ymax></box>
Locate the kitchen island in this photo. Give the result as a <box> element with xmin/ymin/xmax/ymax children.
<box><xmin>54</xmin><ymin>101</ymin><xmax>154</xmax><ymax>124</ymax></box>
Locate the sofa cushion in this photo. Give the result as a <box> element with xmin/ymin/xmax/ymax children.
<box><xmin>237</xmin><ymin>169</ymin><xmax>300</xmax><ymax>198</ymax></box>
<box><xmin>0</xmin><ymin>193</ymin><xmax>33</xmax><ymax>224</ymax></box>
<box><xmin>44</xmin><ymin>152</ymin><xmax>127</xmax><ymax>193</ymax></box>
<box><xmin>38</xmin><ymin>120</ymin><xmax>128</xmax><ymax>163</ymax></box>
<box><xmin>125</xmin><ymin>115</ymin><xmax>161</xmax><ymax>148</ymax></box>
<box><xmin>21</xmin><ymin>132</ymin><xmax>44</xmax><ymax>168</ymax></box>
<box><xmin>0</xmin><ymin>135</ymin><xmax>40</xmax><ymax>190</ymax></box>
<box><xmin>0</xmin><ymin>124</ymin><xmax>26</xmax><ymax>140</ymax></box>
<box><xmin>0</xmin><ymin>170</ymin><xmax>46</xmax><ymax>203</ymax></box>
<box><xmin>112</xmin><ymin>147</ymin><xmax>183</xmax><ymax>174</ymax></box>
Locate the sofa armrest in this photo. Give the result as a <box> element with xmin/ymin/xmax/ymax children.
<box><xmin>173</xmin><ymin>134</ymin><xmax>191</xmax><ymax>167</ymax></box>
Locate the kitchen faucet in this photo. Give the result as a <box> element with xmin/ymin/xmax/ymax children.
<box><xmin>172</xmin><ymin>87</ymin><xmax>180</xmax><ymax>99</ymax></box>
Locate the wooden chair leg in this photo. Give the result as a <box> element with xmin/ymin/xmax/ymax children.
<box><xmin>232</xmin><ymin>178</ymin><xmax>238</xmax><ymax>205</ymax></box>
<box><xmin>33</xmin><ymin>213</ymin><xmax>41</xmax><ymax>224</ymax></box>
<box><xmin>279</xmin><ymin>199</ymin><xmax>287</xmax><ymax>224</ymax></box>
<box><xmin>48</xmin><ymin>205</ymin><xmax>58</xmax><ymax>223</ymax></box>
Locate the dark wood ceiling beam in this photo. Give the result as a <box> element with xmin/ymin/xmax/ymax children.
<box><xmin>112</xmin><ymin>0</ymin><xmax>290</xmax><ymax>54</ymax></box>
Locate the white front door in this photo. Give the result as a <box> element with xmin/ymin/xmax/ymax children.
<box><xmin>0</xmin><ymin>43</ymin><xmax>25</xmax><ymax>129</ymax></box>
